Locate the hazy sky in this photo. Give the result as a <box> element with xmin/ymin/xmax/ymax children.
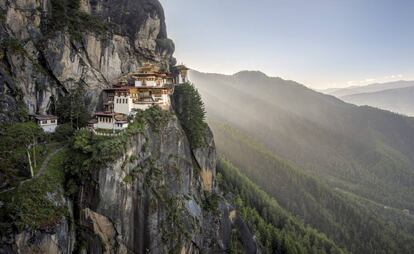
<box><xmin>160</xmin><ymin>0</ymin><xmax>414</xmax><ymax>89</ymax></box>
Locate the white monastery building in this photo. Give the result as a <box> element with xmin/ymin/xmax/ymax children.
<box><xmin>92</xmin><ymin>63</ymin><xmax>189</xmax><ymax>132</ymax></box>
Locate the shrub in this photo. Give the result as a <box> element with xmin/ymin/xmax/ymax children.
<box><xmin>53</xmin><ymin>123</ymin><xmax>74</xmax><ymax>141</ymax></box>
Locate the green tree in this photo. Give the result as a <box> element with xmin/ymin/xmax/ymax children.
<box><xmin>173</xmin><ymin>83</ymin><xmax>206</xmax><ymax>148</ymax></box>
<box><xmin>0</xmin><ymin>122</ymin><xmax>44</xmax><ymax>181</ymax></box>
<box><xmin>56</xmin><ymin>83</ymin><xmax>90</xmax><ymax>129</ymax></box>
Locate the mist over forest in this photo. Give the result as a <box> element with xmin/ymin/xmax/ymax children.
<box><xmin>190</xmin><ymin>69</ymin><xmax>414</xmax><ymax>253</ymax></box>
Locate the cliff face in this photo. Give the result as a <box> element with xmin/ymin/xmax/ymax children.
<box><xmin>0</xmin><ymin>0</ymin><xmax>175</xmax><ymax>122</ymax></box>
<box><xmin>1</xmin><ymin>111</ymin><xmax>260</xmax><ymax>254</ymax></box>
<box><xmin>77</xmin><ymin>116</ymin><xmax>225</xmax><ymax>253</ymax></box>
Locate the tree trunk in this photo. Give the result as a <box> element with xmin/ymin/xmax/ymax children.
<box><xmin>26</xmin><ymin>148</ymin><xmax>34</xmax><ymax>178</ymax></box>
<box><xmin>33</xmin><ymin>138</ymin><xmax>37</xmax><ymax>169</ymax></box>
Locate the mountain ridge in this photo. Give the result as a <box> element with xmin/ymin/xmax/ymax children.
<box><xmin>189</xmin><ymin>68</ymin><xmax>414</xmax><ymax>253</ymax></box>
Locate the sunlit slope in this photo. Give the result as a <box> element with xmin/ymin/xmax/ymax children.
<box><xmin>190</xmin><ymin>70</ymin><xmax>414</xmax><ymax>212</ymax></box>
<box><xmin>212</xmin><ymin>121</ymin><xmax>414</xmax><ymax>254</ymax></box>
<box><xmin>341</xmin><ymin>86</ymin><xmax>414</xmax><ymax>117</ymax></box>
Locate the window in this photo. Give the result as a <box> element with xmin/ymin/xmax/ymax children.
<box><xmin>41</xmin><ymin>120</ymin><xmax>47</xmax><ymax>124</ymax></box>
<box><xmin>51</xmin><ymin>120</ymin><xmax>56</xmax><ymax>124</ymax></box>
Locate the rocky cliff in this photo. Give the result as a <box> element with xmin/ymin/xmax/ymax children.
<box><xmin>0</xmin><ymin>0</ymin><xmax>175</xmax><ymax>122</ymax></box>
<box><xmin>76</xmin><ymin>115</ymin><xmax>227</xmax><ymax>253</ymax></box>
<box><xmin>0</xmin><ymin>1</ymin><xmax>260</xmax><ymax>253</ymax></box>
<box><xmin>1</xmin><ymin>109</ymin><xmax>260</xmax><ymax>253</ymax></box>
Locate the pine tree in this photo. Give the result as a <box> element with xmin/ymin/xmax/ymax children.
<box><xmin>173</xmin><ymin>83</ymin><xmax>206</xmax><ymax>148</ymax></box>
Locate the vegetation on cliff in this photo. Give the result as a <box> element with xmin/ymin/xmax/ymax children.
<box><xmin>219</xmin><ymin>159</ymin><xmax>345</xmax><ymax>254</ymax></box>
<box><xmin>0</xmin><ymin>122</ymin><xmax>45</xmax><ymax>187</ymax></box>
<box><xmin>173</xmin><ymin>83</ymin><xmax>207</xmax><ymax>148</ymax></box>
<box><xmin>64</xmin><ymin>106</ymin><xmax>171</xmax><ymax>194</ymax></box>
<box><xmin>56</xmin><ymin>84</ymin><xmax>90</xmax><ymax>129</ymax></box>
<box><xmin>44</xmin><ymin>0</ymin><xmax>107</xmax><ymax>40</ymax></box>
<box><xmin>0</xmin><ymin>148</ymin><xmax>68</xmax><ymax>234</ymax></box>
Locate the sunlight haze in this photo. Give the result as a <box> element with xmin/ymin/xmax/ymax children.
<box><xmin>161</xmin><ymin>0</ymin><xmax>414</xmax><ymax>89</ymax></box>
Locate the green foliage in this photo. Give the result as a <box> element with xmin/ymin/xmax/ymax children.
<box><xmin>0</xmin><ymin>149</ymin><xmax>68</xmax><ymax>233</ymax></box>
<box><xmin>56</xmin><ymin>83</ymin><xmax>90</xmax><ymax>129</ymax></box>
<box><xmin>123</xmin><ymin>174</ymin><xmax>133</xmax><ymax>184</ymax></box>
<box><xmin>134</xmin><ymin>105</ymin><xmax>172</xmax><ymax>132</ymax></box>
<box><xmin>219</xmin><ymin>159</ymin><xmax>346</xmax><ymax>254</ymax></box>
<box><xmin>0</xmin><ymin>122</ymin><xmax>44</xmax><ymax>187</ymax></box>
<box><xmin>53</xmin><ymin>123</ymin><xmax>75</xmax><ymax>141</ymax></box>
<box><xmin>203</xmin><ymin>192</ymin><xmax>221</xmax><ymax>212</ymax></box>
<box><xmin>214</xmin><ymin>123</ymin><xmax>414</xmax><ymax>254</ymax></box>
<box><xmin>63</xmin><ymin>106</ymin><xmax>171</xmax><ymax>194</ymax></box>
<box><xmin>173</xmin><ymin>83</ymin><xmax>207</xmax><ymax>148</ymax></box>
<box><xmin>44</xmin><ymin>0</ymin><xmax>107</xmax><ymax>41</ymax></box>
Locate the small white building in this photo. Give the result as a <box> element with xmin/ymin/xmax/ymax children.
<box><xmin>95</xmin><ymin>112</ymin><xmax>129</xmax><ymax>131</ymax></box>
<box><xmin>174</xmin><ymin>65</ymin><xmax>189</xmax><ymax>84</ymax></box>
<box><xmin>33</xmin><ymin>115</ymin><xmax>58</xmax><ymax>133</ymax></box>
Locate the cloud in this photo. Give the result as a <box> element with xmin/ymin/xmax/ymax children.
<box><xmin>384</xmin><ymin>74</ymin><xmax>403</xmax><ymax>79</ymax></box>
<box><xmin>346</xmin><ymin>78</ymin><xmax>376</xmax><ymax>86</ymax></box>
<box><xmin>345</xmin><ymin>74</ymin><xmax>405</xmax><ymax>87</ymax></box>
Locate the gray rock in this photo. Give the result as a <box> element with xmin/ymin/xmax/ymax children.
<box><xmin>0</xmin><ymin>0</ymin><xmax>175</xmax><ymax>122</ymax></box>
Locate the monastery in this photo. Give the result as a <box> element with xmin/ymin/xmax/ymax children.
<box><xmin>92</xmin><ymin>64</ymin><xmax>189</xmax><ymax>131</ymax></box>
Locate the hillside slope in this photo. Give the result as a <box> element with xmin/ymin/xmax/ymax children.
<box><xmin>323</xmin><ymin>80</ymin><xmax>414</xmax><ymax>97</ymax></box>
<box><xmin>341</xmin><ymin>86</ymin><xmax>414</xmax><ymax>116</ymax></box>
<box><xmin>190</xmin><ymin>70</ymin><xmax>414</xmax><ymax>253</ymax></box>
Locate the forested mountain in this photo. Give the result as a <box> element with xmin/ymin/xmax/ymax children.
<box><xmin>218</xmin><ymin>159</ymin><xmax>346</xmax><ymax>254</ymax></box>
<box><xmin>340</xmin><ymin>86</ymin><xmax>414</xmax><ymax>117</ymax></box>
<box><xmin>190</xmin><ymin>70</ymin><xmax>414</xmax><ymax>253</ymax></box>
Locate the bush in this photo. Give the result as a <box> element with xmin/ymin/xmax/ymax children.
<box><xmin>53</xmin><ymin>123</ymin><xmax>74</xmax><ymax>141</ymax></box>
<box><xmin>173</xmin><ymin>83</ymin><xmax>207</xmax><ymax>148</ymax></box>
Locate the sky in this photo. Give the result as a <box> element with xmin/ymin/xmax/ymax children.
<box><xmin>160</xmin><ymin>0</ymin><xmax>414</xmax><ymax>89</ymax></box>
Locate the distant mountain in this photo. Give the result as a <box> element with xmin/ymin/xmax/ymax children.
<box><xmin>190</xmin><ymin>69</ymin><xmax>414</xmax><ymax>254</ymax></box>
<box><xmin>322</xmin><ymin>80</ymin><xmax>414</xmax><ymax>97</ymax></box>
<box><xmin>341</xmin><ymin>86</ymin><xmax>414</xmax><ymax>116</ymax></box>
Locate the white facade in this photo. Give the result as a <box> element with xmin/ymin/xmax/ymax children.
<box><xmin>113</xmin><ymin>90</ymin><xmax>171</xmax><ymax>115</ymax></box>
<box><xmin>95</xmin><ymin>115</ymin><xmax>129</xmax><ymax>131</ymax></box>
<box><xmin>146</xmin><ymin>80</ymin><xmax>156</xmax><ymax>87</ymax></box>
<box><xmin>178</xmin><ymin>75</ymin><xmax>187</xmax><ymax>84</ymax></box>
<box><xmin>36</xmin><ymin>118</ymin><xmax>58</xmax><ymax>133</ymax></box>
<box><xmin>114</xmin><ymin>95</ymin><xmax>133</xmax><ymax>115</ymax></box>
<box><xmin>40</xmin><ymin>122</ymin><xmax>57</xmax><ymax>133</ymax></box>
<box><xmin>96</xmin><ymin>116</ymin><xmax>115</xmax><ymax>130</ymax></box>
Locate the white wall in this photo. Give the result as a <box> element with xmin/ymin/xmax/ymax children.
<box><xmin>39</xmin><ymin>119</ymin><xmax>57</xmax><ymax>133</ymax></box>
<box><xmin>96</xmin><ymin>117</ymin><xmax>114</xmax><ymax>130</ymax></box>
<box><xmin>114</xmin><ymin>95</ymin><xmax>132</xmax><ymax>115</ymax></box>
<box><xmin>41</xmin><ymin>124</ymin><xmax>57</xmax><ymax>133</ymax></box>
<box><xmin>131</xmin><ymin>104</ymin><xmax>152</xmax><ymax>111</ymax></box>
<box><xmin>135</xmin><ymin>80</ymin><xmax>142</xmax><ymax>87</ymax></box>
<box><xmin>146</xmin><ymin>80</ymin><xmax>156</xmax><ymax>87</ymax></box>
